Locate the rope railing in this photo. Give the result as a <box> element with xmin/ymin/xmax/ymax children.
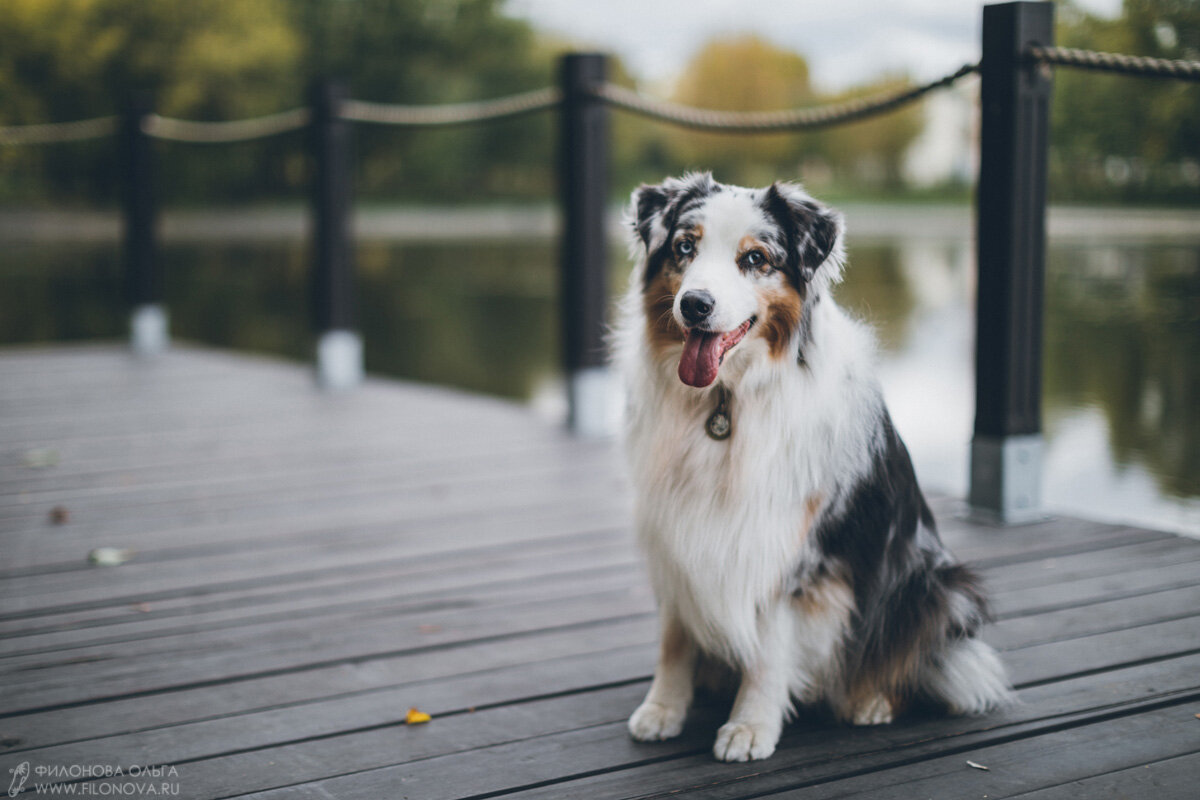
<box><xmin>141</xmin><ymin>108</ymin><xmax>311</xmax><ymax>143</ymax></box>
<box><xmin>338</xmin><ymin>87</ymin><xmax>562</xmax><ymax>126</ymax></box>
<box><xmin>0</xmin><ymin>115</ymin><xmax>117</xmax><ymax>145</ymax></box>
<box><xmin>3</xmin><ymin>43</ymin><xmax>1195</xmax><ymax>147</ymax></box>
<box><xmin>1030</xmin><ymin>45</ymin><xmax>1200</xmax><ymax>81</ymax></box>
<box><xmin>593</xmin><ymin>63</ymin><xmax>978</xmax><ymax>132</ymax></box>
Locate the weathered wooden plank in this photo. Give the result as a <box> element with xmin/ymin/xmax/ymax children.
<box><xmin>1004</xmin><ymin>751</ymin><xmax>1200</xmax><ymax>799</ymax></box>
<box><xmin>3</xmin><ymin>346</ymin><xmax>1197</xmax><ymax>800</ymax></box>
<box><xmin>0</xmin><ymin>528</ymin><xmax>632</xmax><ymax>639</ymax></box>
<box><xmin>6</xmin><ymin>530</ymin><xmax>1194</xmax><ymax>694</ymax></box>
<box><xmin>981</xmin><ymin>536</ymin><xmax>1200</xmax><ymax>594</ymax></box>
<box><xmin>5</xmin><ymin>589</ymin><xmax>1197</xmax><ymax>791</ymax></box>
<box><xmin>0</xmin><ymin>492</ymin><xmax>629</xmax><ymax>611</ymax></box>
<box><xmin>0</xmin><ymin>618</ymin><xmax>658</xmax><ymax>751</ymax></box>
<box><xmin>4</xmin><ymin>517</ymin><xmax>1195</xmax><ymax>713</ymax></box>
<box><xmin>14</xmin><ymin>536</ymin><xmax>1194</xmax><ymax>670</ymax></box>
<box><xmin>213</xmin><ymin>653</ymin><xmax>1200</xmax><ymax>800</ymax></box>
<box><xmin>0</xmin><ymin>584</ymin><xmax>654</xmax><ymax>714</ymax></box>
<box><xmin>0</xmin><ymin>462</ymin><xmax>622</xmax><ymax>543</ymax></box>
<box><xmin>0</xmin><ymin>391</ymin><xmax>595</xmax><ymax>490</ymax></box>
<box><xmin>990</xmin><ymin>557</ymin><xmax>1200</xmax><ymax>618</ymax></box>
<box><xmin>0</xmin><ymin>549</ymin><xmax>637</xmax><ymax>658</ymax></box>
<box><xmin>1001</xmin><ymin>616</ymin><xmax>1200</xmax><ymax>686</ymax></box>
<box><xmin>486</xmin><ymin>665</ymin><xmax>1200</xmax><ymax>800</ymax></box>
<box><xmin>0</xmin><ymin>444</ymin><xmax>618</xmax><ymax>530</ymax></box>
<box><xmin>4</xmin><ymin>519</ymin><xmax>1188</xmax><ymax>668</ymax></box>
<box><xmin>0</xmin><ymin>426</ymin><xmax>589</xmax><ymax>498</ymax></box>
<box><xmin>0</xmin><ymin>486</ymin><xmax>629</xmax><ymax>577</ymax></box>
<box><xmin>790</xmin><ymin>704</ymin><xmax>1200</xmax><ymax>799</ymax></box>
<box><xmin>4</xmin><ymin>547</ymin><xmax>1187</xmax><ymax>711</ymax></box>
<box><xmin>988</xmin><ymin>583</ymin><xmax>1200</xmax><ymax>650</ymax></box>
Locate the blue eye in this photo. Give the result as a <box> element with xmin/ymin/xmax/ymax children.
<box><xmin>676</xmin><ymin>239</ymin><xmax>694</xmax><ymax>257</ymax></box>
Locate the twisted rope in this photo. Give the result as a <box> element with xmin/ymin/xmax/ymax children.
<box><xmin>5</xmin><ymin>45</ymin><xmax>1194</xmax><ymax>149</ymax></box>
<box><xmin>0</xmin><ymin>116</ymin><xmax>117</xmax><ymax>145</ymax></box>
<box><xmin>141</xmin><ymin>108</ymin><xmax>311</xmax><ymax>142</ymax></box>
<box><xmin>339</xmin><ymin>87</ymin><xmax>562</xmax><ymax>126</ymax></box>
<box><xmin>1030</xmin><ymin>46</ymin><xmax>1200</xmax><ymax>81</ymax></box>
<box><xmin>593</xmin><ymin>63</ymin><xmax>979</xmax><ymax>132</ymax></box>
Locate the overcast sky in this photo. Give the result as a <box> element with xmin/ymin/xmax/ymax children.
<box><xmin>507</xmin><ymin>0</ymin><xmax>1124</xmax><ymax>92</ymax></box>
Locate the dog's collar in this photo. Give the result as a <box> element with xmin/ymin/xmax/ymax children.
<box><xmin>705</xmin><ymin>385</ymin><xmax>732</xmax><ymax>441</ymax></box>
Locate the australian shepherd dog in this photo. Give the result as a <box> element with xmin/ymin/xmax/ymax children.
<box><xmin>615</xmin><ymin>173</ymin><xmax>1012</xmax><ymax>762</ymax></box>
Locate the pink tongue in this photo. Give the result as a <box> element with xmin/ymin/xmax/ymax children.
<box><xmin>678</xmin><ymin>330</ymin><xmax>724</xmax><ymax>388</ymax></box>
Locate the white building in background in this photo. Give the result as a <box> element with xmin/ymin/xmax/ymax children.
<box><xmin>903</xmin><ymin>81</ymin><xmax>978</xmax><ymax>188</ymax></box>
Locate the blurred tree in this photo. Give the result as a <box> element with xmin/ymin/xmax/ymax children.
<box><xmin>666</xmin><ymin>36</ymin><xmax>817</xmax><ymax>185</ymax></box>
<box><xmin>0</xmin><ymin>0</ymin><xmax>560</xmax><ymax>204</ymax></box>
<box><xmin>650</xmin><ymin>35</ymin><xmax>923</xmax><ymax>194</ymax></box>
<box><xmin>809</xmin><ymin>75</ymin><xmax>924</xmax><ymax>193</ymax></box>
<box><xmin>0</xmin><ymin>0</ymin><xmax>300</xmax><ymax>121</ymax></box>
<box><xmin>286</xmin><ymin>0</ymin><xmax>557</xmax><ymax>201</ymax></box>
<box><xmin>0</xmin><ymin>0</ymin><xmax>301</xmax><ymax>203</ymax></box>
<box><xmin>1050</xmin><ymin>0</ymin><xmax>1200</xmax><ymax>203</ymax></box>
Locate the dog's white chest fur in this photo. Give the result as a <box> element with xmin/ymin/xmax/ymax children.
<box><xmin>629</xmin><ymin>381</ymin><xmax>809</xmax><ymax>662</ymax></box>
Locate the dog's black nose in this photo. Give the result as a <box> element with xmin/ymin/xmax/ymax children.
<box><xmin>680</xmin><ymin>290</ymin><xmax>715</xmax><ymax>326</ymax></box>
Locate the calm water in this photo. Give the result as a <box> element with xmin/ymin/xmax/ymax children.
<box><xmin>2</xmin><ymin>206</ymin><xmax>1197</xmax><ymax>535</ymax></box>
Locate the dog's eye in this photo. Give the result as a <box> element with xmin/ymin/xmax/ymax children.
<box><xmin>741</xmin><ymin>250</ymin><xmax>768</xmax><ymax>270</ymax></box>
<box><xmin>675</xmin><ymin>239</ymin><xmax>695</xmax><ymax>257</ymax></box>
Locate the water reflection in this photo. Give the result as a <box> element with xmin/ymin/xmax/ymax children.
<box><xmin>1045</xmin><ymin>243</ymin><xmax>1200</xmax><ymax>500</ymax></box>
<box><xmin>1</xmin><ymin>211</ymin><xmax>1197</xmax><ymax>533</ymax></box>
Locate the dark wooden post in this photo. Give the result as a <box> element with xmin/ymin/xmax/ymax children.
<box><xmin>309</xmin><ymin>78</ymin><xmax>362</xmax><ymax>389</ymax></box>
<box><xmin>970</xmin><ymin>1</ymin><xmax>1054</xmax><ymax>523</ymax></box>
<box><xmin>559</xmin><ymin>54</ymin><xmax>611</xmax><ymax>435</ymax></box>
<box><xmin>120</xmin><ymin>93</ymin><xmax>167</xmax><ymax>354</ymax></box>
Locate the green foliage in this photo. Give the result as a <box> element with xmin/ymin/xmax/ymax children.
<box><xmin>0</xmin><ymin>0</ymin><xmax>302</xmax><ymax>203</ymax></box>
<box><xmin>286</xmin><ymin>0</ymin><xmax>559</xmax><ymax>201</ymax></box>
<box><xmin>1050</xmin><ymin>0</ymin><xmax>1200</xmax><ymax>203</ymax></box>
<box><xmin>6</xmin><ymin>1</ymin><xmax>1194</xmax><ymax>206</ymax></box>
<box><xmin>0</xmin><ymin>0</ymin><xmax>559</xmax><ymax>204</ymax></box>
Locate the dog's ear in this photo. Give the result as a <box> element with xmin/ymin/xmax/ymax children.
<box><xmin>764</xmin><ymin>182</ymin><xmax>843</xmax><ymax>283</ymax></box>
<box><xmin>631</xmin><ymin>183</ymin><xmax>670</xmax><ymax>249</ymax></box>
<box><xmin>630</xmin><ymin>172</ymin><xmax>718</xmax><ymax>252</ymax></box>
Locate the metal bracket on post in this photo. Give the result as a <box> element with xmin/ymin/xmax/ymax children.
<box><xmin>559</xmin><ymin>54</ymin><xmax>613</xmax><ymax>436</ymax></box>
<box><xmin>121</xmin><ymin>93</ymin><xmax>167</xmax><ymax>356</ymax></box>
<box><xmin>309</xmin><ymin>78</ymin><xmax>362</xmax><ymax>391</ymax></box>
<box><xmin>970</xmin><ymin>2</ymin><xmax>1055</xmax><ymax>524</ymax></box>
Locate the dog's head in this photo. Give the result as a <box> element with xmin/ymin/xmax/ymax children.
<box><xmin>630</xmin><ymin>172</ymin><xmax>844</xmax><ymax>388</ymax></box>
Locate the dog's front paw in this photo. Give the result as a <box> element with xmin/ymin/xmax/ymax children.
<box><xmin>713</xmin><ymin>721</ymin><xmax>779</xmax><ymax>762</ymax></box>
<box><xmin>629</xmin><ymin>701</ymin><xmax>687</xmax><ymax>741</ymax></box>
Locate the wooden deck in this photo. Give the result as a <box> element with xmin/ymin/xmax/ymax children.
<box><xmin>1</xmin><ymin>345</ymin><xmax>1198</xmax><ymax>799</ymax></box>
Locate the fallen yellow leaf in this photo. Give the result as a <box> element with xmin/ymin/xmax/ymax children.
<box><xmin>405</xmin><ymin>707</ymin><xmax>431</xmax><ymax>724</ymax></box>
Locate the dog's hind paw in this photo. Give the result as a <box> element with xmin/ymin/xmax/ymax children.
<box><xmin>628</xmin><ymin>701</ymin><xmax>687</xmax><ymax>741</ymax></box>
<box><xmin>713</xmin><ymin>721</ymin><xmax>779</xmax><ymax>762</ymax></box>
<box><xmin>850</xmin><ymin>694</ymin><xmax>894</xmax><ymax>726</ymax></box>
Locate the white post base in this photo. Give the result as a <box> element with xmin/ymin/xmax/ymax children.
<box><xmin>316</xmin><ymin>330</ymin><xmax>363</xmax><ymax>390</ymax></box>
<box><xmin>567</xmin><ymin>366</ymin><xmax>614</xmax><ymax>437</ymax></box>
<box><xmin>969</xmin><ymin>433</ymin><xmax>1044</xmax><ymax>524</ymax></box>
<box><xmin>130</xmin><ymin>304</ymin><xmax>168</xmax><ymax>356</ymax></box>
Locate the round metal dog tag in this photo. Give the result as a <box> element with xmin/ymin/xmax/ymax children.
<box><xmin>706</xmin><ymin>410</ymin><xmax>731</xmax><ymax>440</ymax></box>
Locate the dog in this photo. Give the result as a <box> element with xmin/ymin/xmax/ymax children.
<box><xmin>614</xmin><ymin>173</ymin><xmax>1012</xmax><ymax>762</ymax></box>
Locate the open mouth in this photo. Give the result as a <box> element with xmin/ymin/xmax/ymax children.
<box><xmin>678</xmin><ymin>316</ymin><xmax>756</xmax><ymax>388</ymax></box>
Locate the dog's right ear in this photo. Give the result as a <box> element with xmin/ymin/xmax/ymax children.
<box><xmin>631</xmin><ymin>183</ymin><xmax>669</xmax><ymax>249</ymax></box>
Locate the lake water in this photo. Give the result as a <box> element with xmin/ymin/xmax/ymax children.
<box><xmin>2</xmin><ymin>205</ymin><xmax>1197</xmax><ymax>536</ymax></box>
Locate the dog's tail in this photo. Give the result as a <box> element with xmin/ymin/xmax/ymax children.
<box><xmin>921</xmin><ymin>636</ymin><xmax>1015</xmax><ymax>715</ymax></box>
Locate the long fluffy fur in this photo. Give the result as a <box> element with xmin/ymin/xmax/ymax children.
<box><xmin>617</xmin><ymin>173</ymin><xmax>1012</xmax><ymax>762</ymax></box>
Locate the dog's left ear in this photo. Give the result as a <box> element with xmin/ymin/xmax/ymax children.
<box><xmin>764</xmin><ymin>183</ymin><xmax>843</xmax><ymax>283</ymax></box>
